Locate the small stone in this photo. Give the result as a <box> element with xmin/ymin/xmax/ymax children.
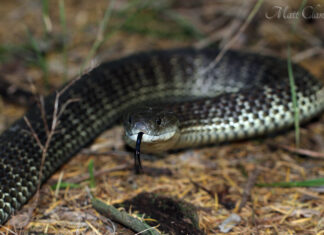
<box><xmin>219</xmin><ymin>213</ymin><xmax>241</xmax><ymax>233</ymax></box>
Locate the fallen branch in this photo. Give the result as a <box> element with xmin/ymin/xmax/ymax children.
<box><xmin>92</xmin><ymin>198</ymin><xmax>160</xmax><ymax>235</ymax></box>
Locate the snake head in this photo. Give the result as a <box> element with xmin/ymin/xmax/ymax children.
<box><xmin>123</xmin><ymin>107</ymin><xmax>180</xmax><ymax>153</ymax></box>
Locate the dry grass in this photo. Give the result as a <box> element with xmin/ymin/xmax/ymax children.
<box><xmin>0</xmin><ymin>0</ymin><xmax>324</xmax><ymax>234</ymax></box>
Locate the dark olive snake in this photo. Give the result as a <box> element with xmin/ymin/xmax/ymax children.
<box><xmin>0</xmin><ymin>48</ymin><xmax>324</xmax><ymax>225</ymax></box>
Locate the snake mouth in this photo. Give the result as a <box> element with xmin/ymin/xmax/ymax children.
<box><xmin>134</xmin><ymin>132</ymin><xmax>143</xmax><ymax>174</ymax></box>
<box><xmin>128</xmin><ymin>131</ymin><xmax>176</xmax><ymax>143</ymax></box>
<box><xmin>133</xmin><ymin>130</ymin><xmax>176</xmax><ymax>174</ymax></box>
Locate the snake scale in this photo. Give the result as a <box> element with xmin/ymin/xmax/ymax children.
<box><xmin>0</xmin><ymin>48</ymin><xmax>324</xmax><ymax>225</ymax></box>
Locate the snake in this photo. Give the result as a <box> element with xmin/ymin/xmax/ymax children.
<box><xmin>0</xmin><ymin>47</ymin><xmax>324</xmax><ymax>225</ymax></box>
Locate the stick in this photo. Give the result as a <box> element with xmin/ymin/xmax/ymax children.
<box><xmin>272</xmin><ymin>144</ymin><xmax>324</xmax><ymax>159</ymax></box>
<box><xmin>238</xmin><ymin>167</ymin><xmax>261</xmax><ymax>212</ymax></box>
<box><xmin>92</xmin><ymin>198</ymin><xmax>160</xmax><ymax>235</ymax></box>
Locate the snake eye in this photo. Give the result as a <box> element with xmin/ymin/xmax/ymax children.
<box><xmin>156</xmin><ymin>117</ymin><xmax>162</xmax><ymax>125</ymax></box>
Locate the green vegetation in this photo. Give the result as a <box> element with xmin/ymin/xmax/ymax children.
<box><xmin>51</xmin><ymin>182</ymin><xmax>81</xmax><ymax>190</ymax></box>
<box><xmin>287</xmin><ymin>45</ymin><xmax>300</xmax><ymax>147</ymax></box>
<box><xmin>26</xmin><ymin>29</ymin><xmax>49</xmax><ymax>89</ymax></box>
<box><xmin>115</xmin><ymin>3</ymin><xmax>203</xmax><ymax>40</ymax></box>
<box><xmin>88</xmin><ymin>159</ymin><xmax>96</xmax><ymax>188</ymax></box>
<box><xmin>59</xmin><ymin>0</ymin><xmax>68</xmax><ymax>82</ymax></box>
<box><xmin>257</xmin><ymin>178</ymin><xmax>324</xmax><ymax>188</ymax></box>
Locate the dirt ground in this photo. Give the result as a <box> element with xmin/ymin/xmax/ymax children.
<box><xmin>1</xmin><ymin>0</ymin><xmax>324</xmax><ymax>234</ymax></box>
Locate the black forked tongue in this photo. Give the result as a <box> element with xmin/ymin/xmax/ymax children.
<box><xmin>134</xmin><ymin>132</ymin><xmax>144</xmax><ymax>174</ymax></box>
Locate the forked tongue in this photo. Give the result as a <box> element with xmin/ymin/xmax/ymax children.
<box><xmin>134</xmin><ymin>132</ymin><xmax>144</xmax><ymax>174</ymax></box>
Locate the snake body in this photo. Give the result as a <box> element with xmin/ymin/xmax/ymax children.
<box><xmin>0</xmin><ymin>48</ymin><xmax>323</xmax><ymax>224</ymax></box>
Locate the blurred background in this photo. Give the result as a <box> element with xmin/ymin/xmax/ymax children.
<box><xmin>1</xmin><ymin>0</ymin><xmax>324</xmax><ymax>234</ymax></box>
<box><xmin>0</xmin><ymin>0</ymin><xmax>323</xmax><ymax>95</ymax></box>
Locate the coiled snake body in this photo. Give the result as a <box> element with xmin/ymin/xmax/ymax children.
<box><xmin>0</xmin><ymin>48</ymin><xmax>324</xmax><ymax>224</ymax></box>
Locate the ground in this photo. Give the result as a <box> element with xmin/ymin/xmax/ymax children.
<box><xmin>0</xmin><ymin>0</ymin><xmax>324</xmax><ymax>234</ymax></box>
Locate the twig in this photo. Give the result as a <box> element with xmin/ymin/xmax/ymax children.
<box><xmin>292</xmin><ymin>46</ymin><xmax>324</xmax><ymax>62</ymax></box>
<box><xmin>197</xmin><ymin>0</ymin><xmax>264</xmax><ymax>75</ymax></box>
<box><xmin>30</xmin><ymin>219</ymin><xmax>88</xmax><ymax>227</ymax></box>
<box><xmin>56</xmin><ymin>97</ymin><xmax>80</xmax><ymax>121</ymax></box>
<box><xmin>0</xmin><ymin>225</ymin><xmax>17</xmax><ymax>235</ymax></box>
<box><xmin>190</xmin><ymin>178</ymin><xmax>215</xmax><ymax>199</ymax></box>
<box><xmin>66</xmin><ymin>163</ymin><xmax>132</xmax><ymax>184</ymax></box>
<box><xmin>218</xmin><ymin>0</ymin><xmax>253</xmax><ymax>48</ymax></box>
<box><xmin>194</xmin><ymin>21</ymin><xmax>240</xmax><ymax>49</ymax></box>
<box><xmin>272</xmin><ymin>144</ymin><xmax>324</xmax><ymax>159</ymax></box>
<box><xmin>92</xmin><ymin>198</ymin><xmax>160</xmax><ymax>235</ymax></box>
<box><xmin>238</xmin><ymin>167</ymin><xmax>261</xmax><ymax>212</ymax></box>
<box><xmin>23</xmin><ymin>77</ymin><xmax>81</xmax><ymax>226</ymax></box>
<box><xmin>23</xmin><ymin>116</ymin><xmax>43</xmax><ymax>151</ymax></box>
<box><xmin>26</xmin><ymin>77</ymin><xmax>50</xmax><ymax>135</ymax></box>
